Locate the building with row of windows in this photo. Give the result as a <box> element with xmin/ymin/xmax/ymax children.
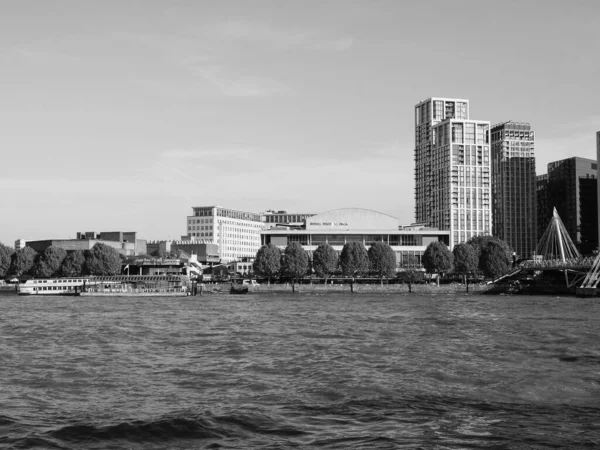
<box><xmin>186</xmin><ymin>206</ymin><xmax>264</xmax><ymax>262</ymax></box>
<box><xmin>261</xmin><ymin>208</ymin><xmax>449</xmax><ymax>269</ymax></box>
<box><xmin>414</xmin><ymin>98</ymin><xmax>492</xmax><ymax>250</ymax></box>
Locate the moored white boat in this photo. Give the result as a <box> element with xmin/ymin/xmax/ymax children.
<box><xmin>18</xmin><ymin>278</ymin><xmax>88</xmax><ymax>296</ymax></box>
<box><xmin>17</xmin><ymin>275</ymin><xmax>198</xmax><ymax>297</ymax></box>
<box><xmin>80</xmin><ymin>275</ymin><xmax>194</xmax><ymax>296</ymax></box>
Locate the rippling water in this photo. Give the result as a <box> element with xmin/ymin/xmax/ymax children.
<box><xmin>1</xmin><ymin>292</ymin><xmax>599</xmax><ymax>449</ymax></box>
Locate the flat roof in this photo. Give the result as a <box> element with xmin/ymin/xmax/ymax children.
<box><xmin>262</xmin><ymin>229</ymin><xmax>450</xmax><ymax>235</ymax></box>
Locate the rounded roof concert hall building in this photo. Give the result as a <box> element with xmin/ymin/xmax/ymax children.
<box><xmin>261</xmin><ymin>208</ymin><xmax>450</xmax><ymax>269</ymax></box>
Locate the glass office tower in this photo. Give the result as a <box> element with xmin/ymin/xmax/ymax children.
<box><xmin>491</xmin><ymin>121</ymin><xmax>537</xmax><ymax>258</ymax></box>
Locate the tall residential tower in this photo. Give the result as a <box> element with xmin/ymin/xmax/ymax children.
<box><xmin>491</xmin><ymin>121</ymin><xmax>537</xmax><ymax>258</ymax></box>
<box><xmin>414</xmin><ymin>98</ymin><xmax>491</xmax><ymax>248</ymax></box>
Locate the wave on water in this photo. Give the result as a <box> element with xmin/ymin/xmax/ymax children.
<box><xmin>49</xmin><ymin>416</ymin><xmax>221</xmax><ymax>442</ymax></box>
<box><xmin>16</xmin><ymin>411</ymin><xmax>309</xmax><ymax>449</ymax></box>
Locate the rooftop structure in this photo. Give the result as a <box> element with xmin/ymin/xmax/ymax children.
<box><xmin>261</xmin><ymin>210</ymin><xmax>316</xmax><ymax>226</ymax></box>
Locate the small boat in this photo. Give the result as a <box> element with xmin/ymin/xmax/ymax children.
<box><xmin>230</xmin><ymin>284</ymin><xmax>249</xmax><ymax>294</ymax></box>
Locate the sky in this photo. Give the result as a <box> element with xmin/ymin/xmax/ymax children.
<box><xmin>0</xmin><ymin>0</ymin><xmax>599</xmax><ymax>245</ymax></box>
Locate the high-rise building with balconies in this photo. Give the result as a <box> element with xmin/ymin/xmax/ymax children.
<box><xmin>414</xmin><ymin>98</ymin><xmax>491</xmax><ymax>248</ymax></box>
<box><xmin>491</xmin><ymin>121</ymin><xmax>537</xmax><ymax>258</ymax></box>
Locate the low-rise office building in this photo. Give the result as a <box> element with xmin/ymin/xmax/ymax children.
<box><xmin>261</xmin><ymin>208</ymin><xmax>450</xmax><ymax>269</ymax></box>
<box><xmin>186</xmin><ymin>206</ymin><xmax>264</xmax><ymax>263</ymax></box>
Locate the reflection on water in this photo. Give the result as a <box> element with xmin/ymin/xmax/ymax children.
<box><xmin>1</xmin><ymin>293</ymin><xmax>599</xmax><ymax>448</ymax></box>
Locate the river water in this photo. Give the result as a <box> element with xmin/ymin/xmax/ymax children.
<box><xmin>1</xmin><ymin>292</ymin><xmax>599</xmax><ymax>449</ymax></box>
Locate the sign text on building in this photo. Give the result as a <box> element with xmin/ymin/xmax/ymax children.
<box><xmin>309</xmin><ymin>222</ymin><xmax>349</xmax><ymax>227</ymax></box>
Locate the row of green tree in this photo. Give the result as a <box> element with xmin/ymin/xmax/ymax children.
<box><xmin>252</xmin><ymin>235</ymin><xmax>513</xmax><ymax>284</ymax></box>
<box><xmin>253</xmin><ymin>241</ymin><xmax>398</xmax><ymax>285</ymax></box>
<box><xmin>0</xmin><ymin>242</ymin><xmax>123</xmax><ymax>279</ymax></box>
<box><xmin>423</xmin><ymin>235</ymin><xmax>512</xmax><ymax>280</ymax></box>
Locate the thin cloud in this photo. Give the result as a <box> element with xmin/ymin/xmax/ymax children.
<box><xmin>5</xmin><ymin>45</ymin><xmax>81</xmax><ymax>65</ymax></box>
<box><xmin>312</xmin><ymin>37</ymin><xmax>355</xmax><ymax>52</ymax></box>
<box><xmin>204</xmin><ymin>19</ymin><xmax>355</xmax><ymax>52</ymax></box>
<box><xmin>193</xmin><ymin>65</ymin><xmax>295</xmax><ymax>97</ymax></box>
<box><xmin>158</xmin><ymin>148</ymin><xmax>261</xmax><ymax>160</ymax></box>
<box><xmin>110</xmin><ymin>31</ymin><xmax>295</xmax><ymax>97</ymax></box>
<box><xmin>111</xmin><ymin>19</ymin><xmax>353</xmax><ymax>97</ymax></box>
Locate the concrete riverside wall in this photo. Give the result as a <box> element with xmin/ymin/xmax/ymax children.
<box><xmin>200</xmin><ymin>282</ymin><xmax>491</xmax><ymax>295</ymax></box>
<box><xmin>253</xmin><ymin>283</ymin><xmax>490</xmax><ymax>294</ymax></box>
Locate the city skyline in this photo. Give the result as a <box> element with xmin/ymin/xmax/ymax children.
<box><xmin>1</xmin><ymin>0</ymin><xmax>599</xmax><ymax>244</ymax></box>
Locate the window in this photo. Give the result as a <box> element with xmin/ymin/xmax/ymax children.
<box><xmin>465</xmin><ymin>123</ymin><xmax>475</xmax><ymax>144</ymax></box>
<box><xmin>452</xmin><ymin>123</ymin><xmax>463</xmax><ymax>143</ymax></box>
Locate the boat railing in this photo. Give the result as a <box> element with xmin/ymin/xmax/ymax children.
<box><xmin>83</xmin><ymin>286</ymin><xmax>189</xmax><ymax>294</ymax></box>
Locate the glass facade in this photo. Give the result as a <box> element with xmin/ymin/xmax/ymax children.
<box><xmin>491</xmin><ymin>122</ymin><xmax>537</xmax><ymax>258</ymax></box>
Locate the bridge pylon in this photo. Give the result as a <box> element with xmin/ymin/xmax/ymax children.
<box><xmin>535</xmin><ymin>207</ymin><xmax>580</xmax><ymax>262</ymax></box>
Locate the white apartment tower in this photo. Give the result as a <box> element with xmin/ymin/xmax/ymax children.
<box><xmin>414</xmin><ymin>98</ymin><xmax>491</xmax><ymax>248</ymax></box>
<box><xmin>186</xmin><ymin>206</ymin><xmax>265</xmax><ymax>262</ymax></box>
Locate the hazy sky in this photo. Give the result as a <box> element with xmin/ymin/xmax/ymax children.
<box><xmin>1</xmin><ymin>0</ymin><xmax>599</xmax><ymax>245</ymax></box>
